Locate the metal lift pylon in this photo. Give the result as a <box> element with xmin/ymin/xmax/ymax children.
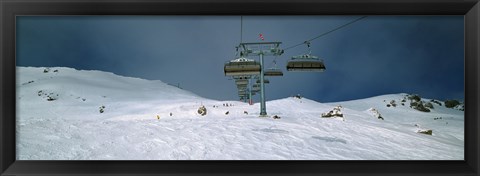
<box><xmin>238</xmin><ymin>42</ymin><xmax>283</xmax><ymax>117</ymax></box>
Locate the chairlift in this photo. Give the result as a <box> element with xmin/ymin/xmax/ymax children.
<box><xmin>264</xmin><ymin>68</ymin><xmax>283</xmax><ymax>76</ymax></box>
<box><xmin>224</xmin><ymin>57</ymin><xmax>261</xmax><ymax>76</ymax></box>
<box><xmin>264</xmin><ymin>61</ymin><xmax>283</xmax><ymax>76</ymax></box>
<box><xmin>237</xmin><ymin>83</ymin><xmax>247</xmax><ymax>88</ymax></box>
<box><xmin>232</xmin><ymin>75</ymin><xmax>250</xmax><ymax>80</ymax></box>
<box><xmin>237</xmin><ymin>82</ymin><xmax>247</xmax><ymax>86</ymax></box>
<box><xmin>252</xmin><ymin>84</ymin><xmax>261</xmax><ymax>91</ymax></box>
<box><xmin>286</xmin><ymin>41</ymin><xmax>326</xmax><ymax>72</ymax></box>
<box><xmin>256</xmin><ymin>79</ymin><xmax>269</xmax><ymax>84</ymax></box>
<box><xmin>237</xmin><ymin>87</ymin><xmax>247</xmax><ymax>91</ymax></box>
<box><xmin>235</xmin><ymin>79</ymin><xmax>248</xmax><ymax>85</ymax></box>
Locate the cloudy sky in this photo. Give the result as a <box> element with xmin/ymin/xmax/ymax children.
<box><xmin>16</xmin><ymin>16</ymin><xmax>464</xmax><ymax>103</ymax></box>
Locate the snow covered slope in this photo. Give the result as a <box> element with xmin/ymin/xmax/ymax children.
<box><xmin>16</xmin><ymin>67</ymin><xmax>464</xmax><ymax>160</ymax></box>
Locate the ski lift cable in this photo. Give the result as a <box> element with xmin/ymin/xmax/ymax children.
<box><xmin>283</xmin><ymin>16</ymin><xmax>368</xmax><ymax>51</ymax></box>
<box><xmin>271</xmin><ymin>56</ymin><xmax>278</xmax><ymax>68</ymax></box>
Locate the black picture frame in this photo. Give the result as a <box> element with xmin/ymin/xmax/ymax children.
<box><xmin>1</xmin><ymin>0</ymin><xmax>479</xmax><ymax>175</ymax></box>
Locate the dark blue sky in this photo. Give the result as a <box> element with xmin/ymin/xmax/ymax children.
<box><xmin>16</xmin><ymin>16</ymin><xmax>464</xmax><ymax>102</ymax></box>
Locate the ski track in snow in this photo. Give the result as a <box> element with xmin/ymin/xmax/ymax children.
<box><xmin>16</xmin><ymin>67</ymin><xmax>464</xmax><ymax>160</ymax></box>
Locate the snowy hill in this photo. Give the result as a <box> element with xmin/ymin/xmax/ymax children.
<box><xmin>16</xmin><ymin>67</ymin><xmax>464</xmax><ymax>160</ymax></box>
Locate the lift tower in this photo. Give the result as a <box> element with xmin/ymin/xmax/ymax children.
<box><xmin>238</xmin><ymin>42</ymin><xmax>283</xmax><ymax>116</ymax></box>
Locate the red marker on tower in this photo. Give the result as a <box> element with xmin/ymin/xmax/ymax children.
<box><xmin>259</xmin><ymin>33</ymin><xmax>264</xmax><ymax>41</ymax></box>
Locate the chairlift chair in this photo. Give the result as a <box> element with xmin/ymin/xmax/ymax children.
<box><xmin>235</xmin><ymin>79</ymin><xmax>248</xmax><ymax>85</ymax></box>
<box><xmin>237</xmin><ymin>86</ymin><xmax>247</xmax><ymax>90</ymax></box>
<box><xmin>252</xmin><ymin>85</ymin><xmax>261</xmax><ymax>92</ymax></box>
<box><xmin>286</xmin><ymin>54</ymin><xmax>326</xmax><ymax>72</ymax></box>
<box><xmin>224</xmin><ymin>57</ymin><xmax>261</xmax><ymax>76</ymax></box>
<box><xmin>256</xmin><ymin>79</ymin><xmax>269</xmax><ymax>84</ymax></box>
<box><xmin>264</xmin><ymin>60</ymin><xmax>283</xmax><ymax>76</ymax></box>
<box><xmin>237</xmin><ymin>83</ymin><xmax>247</xmax><ymax>86</ymax></box>
<box><xmin>264</xmin><ymin>68</ymin><xmax>284</xmax><ymax>76</ymax></box>
<box><xmin>286</xmin><ymin>41</ymin><xmax>326</xmax><ymax>72</ymax></box>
